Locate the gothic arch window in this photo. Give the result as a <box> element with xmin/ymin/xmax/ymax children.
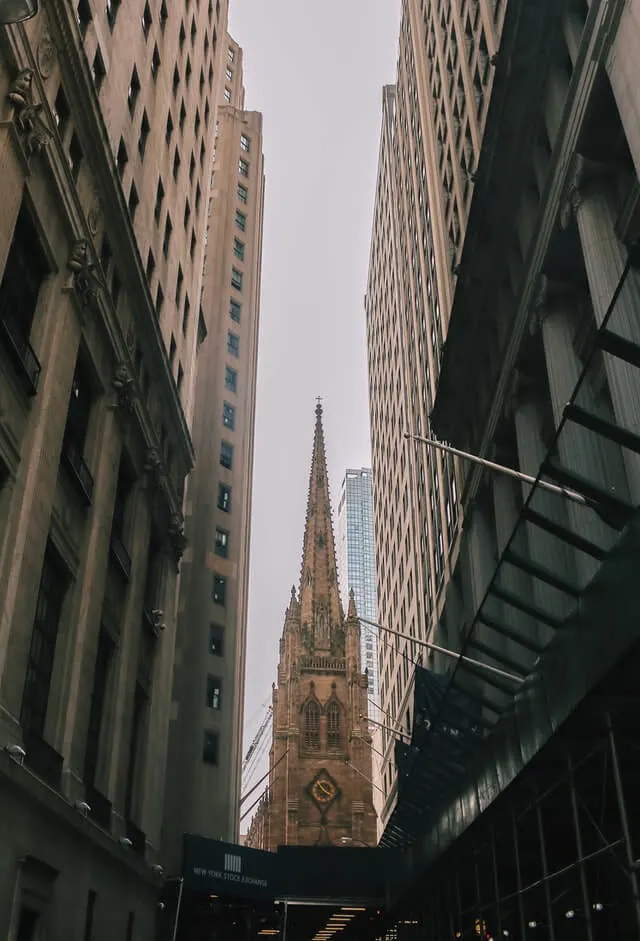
<box><xmin>327</xmin><ymin>700</ymin><xmax>341</xmax><ymax>749</ymax></box>
<box><xmin>303</xmin><ymin>700</ymin><xmax>320</xmax><ymax>750</ymax></box>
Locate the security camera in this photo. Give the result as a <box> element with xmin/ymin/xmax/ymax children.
<box><xmin>4</xmin><ymin>744</ymin><xmax>26</xmax><ymax>764</ymax></box>
<box><xmin>75</xmin><ymin>800</ymin><xmax>91</xmax><ymax>817</ymax></box>
<box><xmin>119</xmin><ymin>837</ymin><xmax>133</xmax><ymax>849</ymax></box>
<box><xmin>151</xmin><ymin>864</ymin><xmax>164</xmax><ymax>875</ymax></box>
<box><xmin>157</xmin><ymin>902</ymin><xmax>166</xmax><ymax>911</ymax></box>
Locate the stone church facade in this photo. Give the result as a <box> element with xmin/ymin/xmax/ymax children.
<box><xmin>245</xmin><ymin>404</ymin><xmax>377</xmax><ymax>849</ymax></box>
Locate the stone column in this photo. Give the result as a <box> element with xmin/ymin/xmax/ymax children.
<box><xmin>569</xmin><ymin>170</ymin><xmax>640</xmax><ymax>501</ymax></box>
<box><xmin>605</xmin><ymin>1</ymin><xmax>640</xmax><ymax>180</ymax></box>
<box><xmin>513</xmin><ymin>391</ymin><xmax>575</xmax><ymax>645</ymax></box>
<box><xmin>537</xmin><ymin>281</ymin><xmax>625</xmax><ymax>580</ymax></box>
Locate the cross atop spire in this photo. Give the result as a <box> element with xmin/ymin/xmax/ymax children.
<box><xmin>298</xmin><ymin>401</ymin><xmax>343</xmax><ymax>650</ymax></box>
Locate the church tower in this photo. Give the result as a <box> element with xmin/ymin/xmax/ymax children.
<box><xmin>246</xmin><ymin>404</ymin><xmax>377</xmax><ymax>849</ymax></box>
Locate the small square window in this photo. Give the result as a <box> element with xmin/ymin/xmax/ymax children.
<box><xmin>53</xmin><ymin>86</ymin><xmax>70</xmax><ymax>135</ymax></box>
<box><xmin>209</xmin><ymin>623</ymin><xmax>224</xmax><ymax>656</ymax></box>
<box><xmin>138</xmin><ymin>110</ymin><xmax>150</xmax><ymax>158</ymax></box>
<box><xmin>222</xmin><ymin>402</ymin><xmax>235</xmax><ymax>430</ymax></box>
<box><xmin>220</xmin><ymin>441</ymin><xmax>233</xmax><ymax>469</ymax></box>
<box><xmin>184</xmin><ymin>200</ymin><xmax>191</xmax><ymax>230</ymax></box>
<box><xmin>235</xmin><ymin>210</ymin><xmax>246</xmax><ymax>231</ymax></box>
<box><xmin>202</xmin><ymin>730</ymin><xmax>219</xmax><ymax>764</ymax></box>
<box><xmin>217</xmin><ymin>483</ymin><xmax>231</xmax><ymax>513</ymax></box>
<box><xmin>190</xmin><ymin>232</ymin><xmax>196</xmax><ymax>259</ymax></box>
<box><xmin>229</xmin><ymin>299</ymin><xmax>241</xmax><ymax>322</ymax></box>
<box><xmin>179</xmin><ymin>20</ymin><xmax>186</xmax><ymax>48</ymax></box>
<box><xmin>159</xmin><ymin>0</ymin><xmax>168</xmax><ymax>30</ymax></box>
<box><xmin>238</xmin><ymin>158</ymin><xmax>249</xmax><ymax>177</ymax></box>
<box><xmin>237</xmin><ymin>183</ymin><xmax>248</xmax><ymax>204</ymax></box>
<box><xmin>233</xmin><ymin>238</ymin><xmax>245</xmax><ymax>261</ymax></box>
<box><xmin>151</xmin><ymin>45</ymin><xmax>161</xmax><ymax>80</ymax></box>
<box><xmin>128</xmin><ymin>181</ymin><xmax>139</xmax><ymax>219</ymax></box>
<box><xmin>231</xmin><ymin>268</ymin><xmax>243</xmax><ymax>292</ymax></box>
<box><xmin>173</xmin><ymin>148</ymin><xmax>181</xmax><ymax>181</ymax></box>
<box><xmin>240</xmin><ymin>134</ymin><xmax>250</xmax><ymax>152</ymax></box>
<box><xmin>154</xmin><ymin>178</ymin><xmax>165</xmax><ymax>224</ymax></box>
<box><xmin>227</xmin><ymin>332</ymin><xmax>239</xmax><ymax>357</ymax></box>
<box><xmin>155</xmin><ymin>282</ymin><xmax>164</xmax><ymax>315</ymax></box>
<box><xmin>92</xmin><ymin>49</ymin><xmax>106</xmax><ymax>91</ymax></box>
<box><xmin>215</xmin><ymin>527</ymin><xmax>229</xmax><ymax>557</ymax></box>
<box><xmin>106</xmin><ymin>0</ymin><xmax>121</xmax><ymax>30</ymax></box>
<box><xmin>196</xmin><ymin>183</ymin><xmax>202</xmax><ymax>213</ymax></box>
<box><xmin>224</xmin><ymin>366</ymin><xmax>237</xmax><ymax>393</ymax></box>
<box><xmin>207</xmin><ymin>675</ymin><xmax>222</xmax><ymax>709</ymax></box>
<box><xmin>226</xmin><ymin>67</ymin><xmax>232</xmax><ymax>82</ymax></box>
<box><xmin>179</xmin><ymin>100</ymin><xmax>187</xmax><ymax>132</ymax></box>
<box><xmin>191</xmin><ymin>17</ymin><xmax>197</xmax><ymax>43</ymax></box>
<box><xmin>128</xmin><ymin>66</ymin><xmax>140</xmax><ymax>114</ymax></box>
<box><xmin>227</xmin><ymin>47</ymin><xmax>234</xmax><ymax>63</ymax></box>
<box><xmin>142</xmin><ymin>1</ymin><xmax>152</xmax><ymax>37</ymax></box>
<box><xmin>182</xmin><ymin>293</ymin><xmax>190</xmax><ymax>335</ymax></box>
<box><xmin>173</xmin><ymin>66</ymin><xmax>180</xmax><ymax>97</ymax></box>
<box><xmin>176</xmin><ymin>265</ymin><xmax>184</xmax><ymax>304</ymax></box>
<box><xmin>186</xmin><ymin>56</ymin><xmax>192</xmax><ymax>85</ymax></box>
<box><xmin>166</xmin><ymin>111</ymin><xmax>174</xmax><ymax>144</ymax></box>
<box><xmin>116</xmin><ymin>137</ymin><xmax>128</xmax><ymax>178</ymax></box>
<box><xmin>69</xmin><ymin>133</ymin><xmax>83</xmax><ymax>181</ymax></box>
<box><xmin>163</xmin><ymin>215</ymin><xmax>173</xmax><ymax>257</ymax></box>
<box><xmin>212</xmin><ymin>574</ymin><xmax>227</xmax><ymax>605</ymax></box>
<box><xmin>190</xmin><ymin>153</ymin><xmax>197</xmax><ymax>182</ymax></box>
<box><xmin>224</xmin><ymin>87</ymin><xmax>231</xmax><ymax>103</ymax></box>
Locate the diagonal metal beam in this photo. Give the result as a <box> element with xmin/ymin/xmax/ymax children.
<box><xmin>544</xmin><ymin>457</ymin><xmax>634</xmax><ymax>530</ymax></box>
<box><xmin>489</xmin><ymin>585</ymin><xmax>563</xmax><ymax>628</ymax></box>
<box><xmin>476</xmin><ymin>612</ymin><xmax>545</xmax><ymax>654</ymax></box>
<box><xmin>522</xmin><ymin>507</ymin><xmax>607</xmax><ymax>560</ymax></box>
<box><xmin>597</xmin><ymin>327</ymin><xmax>640</xmax><ymax>369</ymax></box>
<box><xmin>466</xmin><ymin>637</ymin><xmax>529</xmax><ymax>677</ymax></box>
<box><xmin>563</xmin><ymin>402</ymin><xmax>640</xmax><ymax>457</ymax></box>
<box><xmin>503</xmin><ymin>549</ymin><xmax>581</xmax><ymax>597</ymax></box>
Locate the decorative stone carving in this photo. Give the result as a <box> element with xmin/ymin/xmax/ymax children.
<box><xmin>6</xmin><ymin>69</ymin><xmax>52</xmax><ymax>157</ymax></box>
<box><xmin>37</xmin><ymin>34</ymin><xmax>57</xmax><ymax>79</ymax></box>
<box><xmin>87</xmin><ymin>201</ymin><xmax>102</xmax><ymax>236</ymax></box>
<box><xmin>144</xmin><ymin>447</ymin><xmax>164</xmax><ymax>487</ymax></box>
<box><xmin>110</xmin><ymin>361</ymin><xmax>137</xmax><ymax>413</ymax></box>
<box><xmin>168</xmin><ymin>513</ymin><xmax>187</xmax><ymax>566</ymax></box>
<box><xmin>68</xmin><ymin>239</ymin><xmax>102</xmax><ymax>308</ymax></box>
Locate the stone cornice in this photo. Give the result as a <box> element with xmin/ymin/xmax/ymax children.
<box><xmin>13</xmin><ymin>6</ymin><xmax>195</xmax><ymax>472</ymax></box>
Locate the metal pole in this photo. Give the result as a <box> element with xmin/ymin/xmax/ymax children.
<box><xmin>491</xmin><ymin>828</ymin><xmax>504</xmax><ymax>940</ymax></box>
<box><xmin>511</xmin><ymin>808</ymin><xmax>527</xmax><ymax>941</ymax></box>
<box><xmin>607</xmin><ymin>716</ymin><xmax>640</xmax><ymax>933</ymax></box>
<box><xmin>360</xmin><ymin>713</ymin><xmax>410</xmax><ymax>741</ymax></box>
<box><xmin>535</xmin><ymin>798</ymin><xmax>556</xmax><ymax>941</ymax></box>
<box><xmin>344</xmin><ymin>758</ymin><xmax>386</xmax><ymax>794</ymax></box>
<box><xmin>568</xmin><ymin>755</ymin><xmax>594</xmax><ymax>941</ymax></box>
<box><xmin>170</xmin><ymin>877</ymin><xmax>184</xmax><ymax>941</ymax></box>
<box><xmin>359</xmin><ymin>615</ymin><xmax>524</xmax><ymax>684</ymax></box>
<box><xmin>405</xmin><ymin>432</ymin><xmax>589</xmax><ymax>506</ymax></box>
<box><xmin>282</xmin><ymin>900</ymin><xmax>288</xmax><ymax>941</ymax></box>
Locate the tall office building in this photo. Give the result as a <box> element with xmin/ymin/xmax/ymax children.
<box><xmin>336</xmin><ymin>468</ymin><xmax>379</xmax><ymax>707</ymax></box>
<box><xmin>367</xmin><ymin>0</ymin><xmax>640</xmax><ymax>845</ymax></box>
<box><xmin>163</xmin><ymin>35</ymin><xmax>265</xmax><ymax>866</ymax></box>
<box><xmin>0</xmin><ymin>0</ymin><xmax>231</xmax><ymax>935</ymax></box>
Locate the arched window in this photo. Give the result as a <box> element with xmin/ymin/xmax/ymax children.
<box><xmin>327</xmin><ymin>700</ymin><xmax>341</xmax><ymax>749</ymax></box>
<box><xmin>303</xmin><ymin>700</ymin><xmax>320</xmax><ymax>750</ymax></box>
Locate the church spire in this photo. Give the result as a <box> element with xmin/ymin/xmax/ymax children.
<box><xmin>298</xmin><ymin>401</ymin><xmax>344</xmax><ymax>649</ymax></box>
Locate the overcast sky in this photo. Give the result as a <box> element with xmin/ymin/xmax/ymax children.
<box><xmin>228</xmin><ymin>0</ymin><xmax>401</xmax><ymax>769</ymax></box>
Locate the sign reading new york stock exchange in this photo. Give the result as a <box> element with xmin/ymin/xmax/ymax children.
<box><xmin>183</xmin><ymin>836</ymin><xmax>277</xmax><ymax>900</ymax></box>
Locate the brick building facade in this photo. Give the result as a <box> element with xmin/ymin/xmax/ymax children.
<box><xmin>245</xmin><ymin>404</ymin><xmax>377</xmax><ymax>850</ymax></box>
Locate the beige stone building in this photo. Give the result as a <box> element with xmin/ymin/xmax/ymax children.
<box><xmin>163</xmin><ymin>35</ymin><xmax>264</xmax><ymax>867</ymax></box>
<box><xmin>245</xmin><ymin>405</ymin><xmax>377</xmax><ymax>851</ymax></box>
<box><xmin>367</xmin><ymin>0</ymin><xmax>640</xmax><ymax>840</ymax></box>
<box><xmin>0</xmin><ymin>0</ymin><xmax>232</xmax><ymax>936</ymax></box>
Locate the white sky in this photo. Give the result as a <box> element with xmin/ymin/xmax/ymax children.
<box><xmin>228</xmin><ymin>0</ymin><xmax>401</xmax><ymax>773</ymax></box>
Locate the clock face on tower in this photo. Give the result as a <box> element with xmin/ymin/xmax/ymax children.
<box><xmin>307</xmin><ymin>769</ymin><xmax>341</xmax><ymax>812</ymax></box>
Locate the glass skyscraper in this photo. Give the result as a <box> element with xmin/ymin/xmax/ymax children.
<box><xmin>337</xmin><ymin>468</ymin><xmax>379</xmax><ymax>709</ymax></box>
